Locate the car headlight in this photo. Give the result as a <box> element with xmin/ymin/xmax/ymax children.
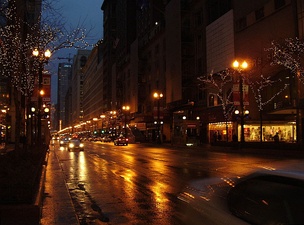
<box><xmin>79</xmin><ymin>143</ymin><xmax>84</xmax><ymax>148</ymax></box>
<box><xmin>69</xmin><ymin>143</ymin><xmax>75</xmax><ymax>148</ymax></box>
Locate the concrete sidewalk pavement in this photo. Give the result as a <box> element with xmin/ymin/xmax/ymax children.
<box><xmin>40</xmin><ymin>146</ymin><xmax>79</xmax><ymax>225</ymax></box>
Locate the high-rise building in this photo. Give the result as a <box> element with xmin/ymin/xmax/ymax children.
<box><xmin>101</xmin><ymin>0</ymin><xmax>118</xmax><ymax>111</ymax></box>
<box><xmin>71</xmin><ymin>50</ymin><xmax>91</xmax><ymax>125</ymax></box>
<box><xmin>57</xmin><ymin>63</ymin><xmax>72</xmax><ymax>130</ymax></box>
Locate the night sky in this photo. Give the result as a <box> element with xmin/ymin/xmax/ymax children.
<box><xmin>50</xmin><ymin>0</ymin><xmax>104</xmax><ymax>104</ymax></box>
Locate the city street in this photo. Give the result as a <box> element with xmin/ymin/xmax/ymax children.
<box><xmin>44</xmin><ymin>141</ymin><xmax>304</xmax><ymax>224</ymax></box>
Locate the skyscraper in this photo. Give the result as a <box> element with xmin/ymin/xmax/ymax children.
<box><xmin>57</xmin><ymin>63</ymin><xmax>72</xmax><ymax>130</ymax></box>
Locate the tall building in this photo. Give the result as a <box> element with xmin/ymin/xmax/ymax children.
<box><xmin>71</xmin><ymin>50</ymin><xmax>91</xmax><ymax>125</ymax></box>
<box><xmin>101</xmin><ymin>0</ymin><xmax>117</xmax><ymax>111</ymax></box>
<box><xmin>82</xmin><ymin>43</ymin><xmax>104</xmax><ymax>121</ymax></box>
<box><xmin>114</xmin><ymin>0</ymin><xmax>137</xmax><ymax>110</ymax></box>
<box><xmin>57</xmin><ymin>62</ymin><xmax>72</xmax><ymax>130</ymax></box>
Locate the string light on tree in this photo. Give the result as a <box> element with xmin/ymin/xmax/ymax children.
<box><xmin>267</xmin><ymin>37</ymin><xmax>304</xmax><ymax>144</ymax></box>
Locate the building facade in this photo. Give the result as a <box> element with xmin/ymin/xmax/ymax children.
<box><xmin>71</xmin><ymin>50</ymin><xmax>91</xmax><ymax>126</ymax></box>
<box><xmin>82</xmin><ymin>43</ymin><xmax>104</xmax><ymax>122</ymax></box>
<box><xmin>203</xmin><ymin>0</ymin><xmax>303</xmax><ymax>144</ymax></box>
<box><xmin>63</xmin><ymin>0</ymin><xmax>304</xmax><ymax>146</ymax></box>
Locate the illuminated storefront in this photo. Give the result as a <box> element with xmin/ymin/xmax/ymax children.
<box><xmin>237</xmin><ymin>121</ymin><xmax>296</xmax><ymax>142</ymax></box>
<box><xmin>209</xmin><ymin>122</ymin><xmax>234</xmax><ymax>142</ymax></box>
<box><xmin>208</xmin><ymin>121</ymin><xmax>296</xmax><ymax>143</ymax></box>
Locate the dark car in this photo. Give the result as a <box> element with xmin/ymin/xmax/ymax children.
<box><xmin>114</xmin><ymin>136</ymin><xmax>128</xmax><ymax>146</ymax></box>
<box><xmin>177</xmin><ymin>169</ymin><xmax>304</xmax><ymax>225</ymax></box>
<box><xmin>68</xmin><ymin>138</ymin><xmax>84</xmax><ymax>151</ymax></box>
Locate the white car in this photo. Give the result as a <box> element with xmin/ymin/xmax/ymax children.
<box><xmin>177</xmin><ymin>169</ymin><xmax>304</xmax><ymax>225</ymax></box>
<box><xmin>68</xmin><ymin>138</ymin><xmax>84</xmax><ymax>151</ymax></box>
<box><xmin>59</xmin><ymin>137</ymin><xmax>69</xmax><ymax>146</ymax></box>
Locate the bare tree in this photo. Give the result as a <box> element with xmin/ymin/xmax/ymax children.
<box><xmin>198</xmin><ymin>69</ymin><xmax>235</xmax><ymax>142</ymax></box>
<box><xmin>248</xmin><ymin>74</ymin><xmax>288</xmax><ymax>142</ymax></box>
<box><xmin>198</xmin><ymin>65</ymin><xmax>288</xmax><ymax>143</ymax></box>
<box><xmin>267</xmin><ymin>37</ymin><xmax>304</xmax><ymax>144</ymax></box>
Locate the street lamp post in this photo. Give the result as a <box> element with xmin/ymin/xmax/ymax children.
<box><xmin>296</xmin><ymin>70</ymin><xmax>302</xmax><ymax>145</ymax></box>
<box><xmin>93</xmin><ymin>118</ymin><xmax>98</xmax><ymax>135</ymax></box>
<box><xmin>153</xmin><ymin>92</ymin><xmax>163</xmax><ymax>144</ymax></box>
<box><xmin>100</xmin><ymin>114</ymin><xmax>105</xmax><ymax>133</ymax></box>
<box><xmin>122</xmin><ymin>106</ymin><xmax>130</xmax><ymax>137</ymax></box>
<box><xmin>32</xmin><ymin>48</ymin><xmax>51</xmax><ymax>150</ymax></box>
<box><xmin>232</xmin><ymin>60</ymin><xmax>248</xmax><ymax>143</ymax></box>
<box><xmin>31</xmin><ymin>107</ymin><xmax>36</xmax><ymax>146</ymax></box>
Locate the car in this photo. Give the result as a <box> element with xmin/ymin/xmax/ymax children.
<box><xmin>102</xmin><ymin>136</ymin><xmax>112</xmax><ymax>142</ymax></box>
<box><xmin>59</xmin><ymin>137</ymin><xmax>69</xmax><ymax>146</ymax></box>
<box><xmin>68</xmin><ymin>138</ymin><xmax>84</xmax><ymax>151</ymax></box>
<box><xmin>177</xmin><ymin>169</ymin><xmax>304</xmax><ymax>225</ymax></box>
<box><xmin>114</xmin><ymin>136</ymin><xmax>128</xmax><ymax>146</ymax></box>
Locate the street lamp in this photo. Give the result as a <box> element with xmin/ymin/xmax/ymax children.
<box><xmin>122</xmin><ymin>106</ymin><xmax>130</xmax><ymax>137</ymax></box>
<box><xmin>31</xmin><ymin>107</ymin><xmax>36</xmax><ymax>146</ymax></box>
<box><xmin>100</xmin><ymin>114</ymin><xmax>106</xmax><ymax>133</ymax></box>
<box><xmin>32</xmin><ymin>48</ymin><xmax>51</xmax><ymax>150</ymax></box>
<box><xmin>232</xmin><ymin>60</ymin><xmax>249</xmax><ymax>143</ymax></box>
<box><xmin>93</xmin><ymin>117</ymin><xmax>98</xmax><ymax>135</ymax></box>
<box><xmin>153</xmin><ymin>91</ymin><xmax>164</xmax><ymax>143</ymax></box>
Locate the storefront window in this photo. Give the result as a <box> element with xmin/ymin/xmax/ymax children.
<box><xmin>208</xmin><ymin>122</ymin><xmax>296</xmax><ymax>143</ymax></box>
<box><xmin>209</xmin><ymin>122</ymin><xmax>233</xmax><ymax>142</ymax></box>
<box><xmin>237</xmin><ymin>123</ymin><xmax>296</xmax><ymax>142</ymax></box>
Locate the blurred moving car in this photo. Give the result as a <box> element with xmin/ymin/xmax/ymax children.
<box><xmin>59</xmin><ymin>137</ymin><xmax>69</xmax><ymax>146</ymax></box>
<box><xmin>68</xmin><ymin>138</ymin><xmax>84</xmax><ymax>151</ymax></box>
<box><xmin>114</xmin><ymin>136</ymin><xmax>128</xmax><ymax>146</ymax></box>
<box><xmin>177</xmin><ymin>169</ymin><xmax>304</xmax><ymax>225</ymax></box>
<box><xmin>102</xmin><ymin>136</ymin><xmax>112</xmax><ymax>142</ymax></box>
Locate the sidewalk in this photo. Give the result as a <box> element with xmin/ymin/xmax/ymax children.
<box><xmin>40</xmin><ymin>146</ymin><xmax>79</xmax><ymax>225</ymax></box>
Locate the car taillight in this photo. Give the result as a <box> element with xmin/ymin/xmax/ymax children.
<box><xmin>126</xmin><ymin>138</ymin><xmax>128</xmax><ymax>141</ymax></box>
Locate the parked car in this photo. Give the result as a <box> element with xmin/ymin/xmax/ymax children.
<box><xmin>114</xmin><ymin>136</ymin><xmax>128</xmax><ymax>146</ymax></box>
<box><xmin>59</xmin><ymin>137</ymin><xmax>69</xmax><ymax>146</ymax></box>
<box><xmin>68</xmin><ymin>138</ymin><xmax>84</xmax><ymax>151</ymax></box>
<box><xmin>177</xmin><ymin>169</ymin><xmax>304</xmax><ymax>225</ymax></box>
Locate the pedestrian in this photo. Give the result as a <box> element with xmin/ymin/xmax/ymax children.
<box><xmin>273</xmin><ymin>132</ymin><xmax>279</xmax><ymax>142</ymax></box>
<box><xmin>232</xmin><ymin>134</ymin><xmax>238</xmax><ymax>142</ymax></box>
<box><xmin>213</xmin><ymin>132</ymin><xmax>217</xmax><ymax>143</ymax></box>
<box><xmin>217</xmin><ymin>133</ymin><xmax>222</xmax><ymax>141</ymax></box>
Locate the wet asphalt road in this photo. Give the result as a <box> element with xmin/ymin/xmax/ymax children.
<box><xmin>49</xmin><ymin>141</ymin><xmax>304</xmax><ymax>224</ymax></box>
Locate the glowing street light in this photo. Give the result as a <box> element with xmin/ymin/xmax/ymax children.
<box><xmin>232</xmin><ymin>60</ymin><xmax>249</xmax><ymax>143</ymax></box>
<box><xmin>32</xmin><ymin>48</ymin><xmax>51</xmax><ymax>150</ymax></box>
<box><xmin>122</xmin><ymin>105</ymin><xmax>130</xmax><ymax>137</ymax></box>
<box><xmin>153</xmin><ymin>91</ymin><xmax>164</xmax><ymax>144</ymax></box>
